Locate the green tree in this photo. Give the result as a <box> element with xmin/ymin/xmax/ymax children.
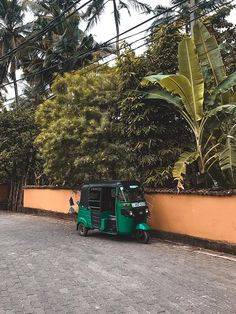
<box><xmin>22</xmin><ymin>0</ymin><xmax>106</xmax><ymax>96</ymax></box>
<box><xmin>152</xmin><ymin>0</ymin><xmax>234</xmax><ymax>33</ymax></box>
<box><xmin>35</xmin><ymin>65</ymin><xmax>134</xmax><ymax>186</ymax></box>
<box><xmin>142</xmin><ymin>21</ymin><xmax>236</xmax><ymax>189</ymax></box>
<box><xmin>145</xmin><ymin>22</ymin><xmax>183</xmax><ymax>75</ymax></box>
<box><xmin>0</xmin><ymin>0</ymin><xmax>31</xmax><ymax>106</ymax></box>
<box><xmin>0</xmin><ymin>104</ymin><xmax>40</xmax><ymax>210</ymax></box>
<box><xmin>82</xmin><ymin>0</ymin><xmax>151</xmax><ymax>54</ymax></box>
<box><xmin>203</xmin><ymin>7</ymin><xmax>236</xmax><ymax>74</ymax></box>
<box><xmin>118</xmin><ymin>24</ymin><xmax>190</xmax><ymax>187</ymax></box>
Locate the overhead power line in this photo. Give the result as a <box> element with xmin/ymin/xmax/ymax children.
<box><xmin>106</xmin><ymin>0</ymin><xmax>223</xmax><ymax>47</ymax></box>
<box><xmin>34</xmin><ymin>0</ymin><xmax>232</xmax><ymax>104</ymax></box>
<box><xmin>78</xmin><ymin>0</ymin><xmax>234</xmax><ymax>76</ymax></box>
<box><xmin>0</xmin><ymin>0</ymin><xmax>232</xmax><ymax>90</ymax></box>
<box><xmin>0</xmin><ymin>0</ymin><xmax>188</xmax><ymax>64</ymax></box>
<box><xmin>0</xmin><ymin>0</ymin><xmax>94</xmax><ymax>63</ymax></box>
<box><xmin>0</xmin><ymin>0</ymin><xmax>190</xmax><ymax>89</ymax></box>
<box><xmin>100</xmin><ymin>0</ymin><xmax>188</xmax><ymax>47</ymax></box>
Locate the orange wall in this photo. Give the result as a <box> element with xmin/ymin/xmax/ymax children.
<box><xmin>23</xmin><ymin>188</ymin><xmax>236</xmax><ymax>244</ymax></box>
<box><xmin>0</xmin><ymin>184</ymin><xmax>9</xmax><ymax>202</ymax></box>
<box><xmin>146</xmin><ymin>193</ymin><xmax>236</xmax><ymax>245</ymax></box>
<box><xmin>23</xmin><ymin>188</ymin><xmax>80</xmax><ymax>214</ymax></box>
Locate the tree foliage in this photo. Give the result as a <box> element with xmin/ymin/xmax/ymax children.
<box><xmin>22</xmin><ymin>0</ymin><xmax>107</xmax><ymax>97</ymax></box>
<box><xmin>152</xmin><ymin>0</ymin><xmax>235</xmax><ymax>33</ymax></box>
<box><xmin>82</xmin><ymin>0</ymin><xmax>151</xmax><ymax>53</ymax></box>
<box><xmin>0</xmin><ymin>0</ymin><xmax>31</xmax><ymax>105</ymax></box>
<box><xmin>0</xmin><ymin>104</ymin><xmax>40</xmax><ymax>209</ymax></box>
<box><xmin>1</xmin><ymin>0</ymin><xmax>236</xmax><ymax>207</ymax></box>
<box><xmin>35</xmin><ymin>65</ymin><xmax>134</xmax><ymax>186</ymax></box>
<box><xmin>118</xmin><ymin>24</ymin><xmax>191</xmax><ymax>187</ymax></box>
<box><xmin>142</xmin><ymin>21</ymin><xmax>236</xmax><ymax>189</ymax></box>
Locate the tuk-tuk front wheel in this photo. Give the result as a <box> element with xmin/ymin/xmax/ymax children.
<box><xmin>77</xmin><ymin>223</ymin><xmax>88</xmax><ymax>236</ymax></box>
<box><xmin>135</xmin><ymin>230</ymin><xmax>150</xmax><ymax>244</ymax></box>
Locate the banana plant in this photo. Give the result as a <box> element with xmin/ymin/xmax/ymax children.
<box><xmin>193</xmin><ymin>20</ymin><xmax>227</xmax><ymax>87</ymax></box>
<box><xmin>219</xmin><ymin>125</ymin><xmax>236</xmax><ymax>184</ymax></box>
<box><xmin>142</xmin><ymin>32</ymin><xmax>236</xmax><ymax>189</ymax></box>
<box><xmin>193</xmin><ymin>20</ymin><xmax>233</xmax><ymax>106</ymax></box>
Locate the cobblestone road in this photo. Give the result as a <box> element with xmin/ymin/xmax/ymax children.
<box><xmin>0</xmin><ymin>212</ymin><xmax>236</xmax><ymax>314</ymax></box>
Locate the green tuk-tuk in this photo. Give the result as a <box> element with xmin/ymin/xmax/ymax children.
<box><xmin>76</xmin><ymin>181</ymin><xmax>151</xmax><ymax>243</ymax></box>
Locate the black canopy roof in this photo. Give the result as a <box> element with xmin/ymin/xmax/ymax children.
<box><xmin>79</xmin><ymin>181</ymin><xmax>141</xmax><ymax>206</ymax></box>
<box><xmin>82</xmin><ymin>180</ymin><xmax>140</xmax><ymax>189</ymax></box>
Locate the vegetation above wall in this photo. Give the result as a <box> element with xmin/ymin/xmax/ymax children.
<box><xmin>35</xmin><ymin>65</ymin><xmax>134</xmax><ymax>186</ymax></box>
<box><xmin>142</xmin><ymin>21</ymin><xmax>236</xmax><ymax>189</ymax></box>
<box><xmin>1</xmin><ymin>1</ymin><xmax>236</xmax><ymax>210</ymax></box>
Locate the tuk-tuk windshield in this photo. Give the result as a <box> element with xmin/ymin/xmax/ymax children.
<box><xmin>118</xmin><ymin>185</ymin><xmax>144</xmax><ymax>202</ymax></box>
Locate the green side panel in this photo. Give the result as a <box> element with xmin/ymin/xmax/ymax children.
<box><xmin>100</xmin><ymin>218</ymin><xmax>107</xmax><ymax>231</ymax></box>
<box><xmin>100</xmin><ymin>210</ymin><xmax>110</xmax><ymax>219</ymax></box>
<box><xmin>116</xmin><ymin>203</ymin><xmax>134</xmax><ymax>234</ymax></box>
<box><xmin>77</xmin><ymin>206</ymin><xmax>92</xmax><ymax>228</ymax></box>
<box><xmin>78</xmin><ymin>217</ymin><xmax>89</xmax><ymax>228</ymax></box>
<box><xmin>99</xmin><ymin>210</ymin><xmax>110</xmax><ymax>231</ymax></box>
<box><xmin>135</xmin><ymin>223</ymin><xmax>151</xmax><ymax>231</ymax></box>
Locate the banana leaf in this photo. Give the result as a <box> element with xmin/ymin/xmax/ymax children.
<box><xmin>143</xmin><ymin>73</ymin><xmax>198</xmax><ymax>121</ymax></box>
<box><xmin>142</xmin><ymin>74</ymin><xmax>169</xmax><ymax>85</ymax></box>
<box><xmin>229</xmin><ymin>93</ymin><xmax>236</xmax><ymax>103</ymax></box>
<box><xmin>203</xmin><ymin>104</ymin><xmax>236</xmax><ymax>123</ymax></box>
<box><xmin>193</xmin><ymin>21</ymin><xmax>227</xmax><ymax>86</ymax></box>
<box><xmin>178</xmin><ymin>38</ymin><xmax>204</xmax><ymax>121</ymax></box>
<box><xmin>173</xmin><ymin>151</ymin><xmax>199</xmax><ymax>190</ymax></box>
<box><xmin>207</xmin><ymin>72</ymin><xmax>236</xmax><ymax>106</ymax></box>
<box><xmin>219</xmin><ymin>137</ymin><xmax>236</xmax><ymax>183</ymax></box>
<box><xmin>141</xmin><ymin>87</ymin><xmax>183</xmax><ymax>110</ymax></box>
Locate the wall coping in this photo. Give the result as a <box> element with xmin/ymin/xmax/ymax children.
<box><xmin>23</xmin><ymin>185</ymin><xmax>236</xmax><ymax>197</ymax></box>
<box><xmin>23</xmin><ymin>185</ymin><xmax>78</xmax><ymax>191</ymax></box>
<box><xmin>144</xmin><ymin>188</ymin><xmax>236</xmax><ymax>196</ymax></box>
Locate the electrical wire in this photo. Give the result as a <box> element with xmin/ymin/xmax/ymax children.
<box><xmin>0</xmin><ymin>0</ymin><xmax>205</xmax><ymax>89</ymax></box>
<box><xmin>0</xmin><ymin>0</ymin><xmax>94</xmax><ymax>63</ymax></box>
<box><xmin>0</xmin><ymin>0</ymin><xmax>189</xmax><ymax>64</ymax></box>
<box><xmin>1</xmin><ymin>0</ymin><xmax>232</xmax><ymax>91</ymax></box>
<box><xmin>106</xmin><ymin>0</ymin><xmax>233</xmax><ymax>47</ymax></box>
<box><xmin>0</xmin><ymin>0</ymin><xmax>189</xmax><ymax>92</ymax></box>
<box><xmin>38</xmin><ymin>0</ymin><xmax>233</xmax><ymax>105</ymax></box>
<box><xmin>100</xmin><ymin>0</ymin><xmax>188</xmax><ymax>47</ymax></box>
<box><xmin>101</xmin><ymin>0</ymin><xmax>225</xmax><ymax>52</ymax></box>
<box><xmin>78</xmin><ymin>0</ymin><xmax>234</xmax><ymax>76</ymax></box>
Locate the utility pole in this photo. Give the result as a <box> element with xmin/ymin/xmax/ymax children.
<box><xmin>190</xmin><ymin>0</ymin><xmax>196</xmax><ymax>37</ymax></box>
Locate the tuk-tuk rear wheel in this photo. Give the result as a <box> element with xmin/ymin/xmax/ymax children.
<box><xmin>78</xmin><ymin>223</ymin><xmax>88</xmax><ymax>236</ymax></box>
<box><xmin>135</xmin><ymin>230</ymin><xmax>150</xmax><ymax>244</ymax></box>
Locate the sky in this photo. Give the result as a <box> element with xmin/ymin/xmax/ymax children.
<box><xmin>84</xmin><ymin>0</ymin><xmax>235</xmax><ymax>44</ymax></box>
<box><xmin>4</xmin><ymin>0</ymin><xmax>236</xmax><ymax>103</ymax></box>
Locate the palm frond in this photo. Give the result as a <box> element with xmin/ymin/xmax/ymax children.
<box><xmin>151</xmin><ymin>5</ymin><xmax>175</xmax><ymax>29</ymax></box>
<box><xmin>118</xmin><ymin>1</ymin><xmax>131</xmax><ymax>15</ymax></box>
<box><xmin>127</xmin><ymin>0</ymin><xmax>152</xmax><ymax>13</ymax></box>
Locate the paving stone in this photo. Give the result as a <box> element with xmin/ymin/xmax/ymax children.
<box><xmin>0</xmin><ymin>212</ymin><xmax>236</xmax><ymax>314</ymax></box>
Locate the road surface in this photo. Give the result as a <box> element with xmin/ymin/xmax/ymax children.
<box><xmin>0</xmin><ymin>212</ymin><xmax>235</xmax><ymax>314</ymax></box>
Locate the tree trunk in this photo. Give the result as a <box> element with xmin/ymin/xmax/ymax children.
<box><xmin>8</xmin><ymin>178</ymin><xmax>24</xmax><ymax>211</ymax></box>
<box><xmin>11</xmin><ymin>37</ymin><xmax>19</xmax><ymax>107</ymax></box>
<box><xmin>189</xmin><ymin>0</ymin><xmax>196</xmax><ymax>37</ymax></box>
<box><xmin>11</xmin><ymin>58</ymin><xmax>19</xmax><ymax>107</ymax></box>
<box><xmin>112</xmin><ymin>0</ymin><xmax>120</xmax><ymax>56</ymax></box>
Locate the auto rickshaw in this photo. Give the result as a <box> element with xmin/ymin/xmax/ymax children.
<box><xmin>76</xmin><ymin>181</ymin><xmax>151</xmax><ymax>243</ymax></box>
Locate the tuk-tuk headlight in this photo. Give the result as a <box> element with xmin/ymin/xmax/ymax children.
<box><xmin>129</xmin><ymin>210</ymin><xmax>133</xmax><ymax>216</ymax></box>
<box><xmin>145</xmin><ymin>208</ymin><xmax>149</xmax><ymax>214</ymax></box>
